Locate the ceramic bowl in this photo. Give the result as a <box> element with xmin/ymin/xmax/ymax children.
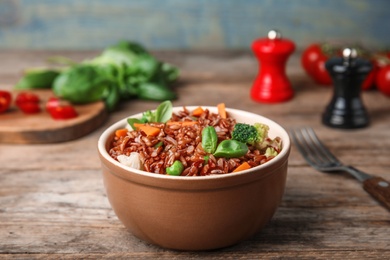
<box><xmin>98</xmin><ymin>106</ymin><xmax>291</xmax><ymax>251</ymax></box>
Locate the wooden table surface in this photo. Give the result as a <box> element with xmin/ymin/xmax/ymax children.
<box><xmin>1</xmin><ymin>50</ymin><xmax>389</xmax><ymax>259</ymax></box>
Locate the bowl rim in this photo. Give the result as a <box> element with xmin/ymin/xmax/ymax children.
<box><xmin>98</xmin><ymin>106</ymin><xmax>290</xmax><ymax>181</ymax></box>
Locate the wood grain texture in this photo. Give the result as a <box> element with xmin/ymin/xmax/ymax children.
<box><xmin>0</xmin><ymin>90</ymin><xmax>108</xmax><ymax>144</ymax></box>
<box><xmin>1</xmin><ymin>50</ymin><xmax>390</xmax><ymax>258</ymax></box>
<box><xmin>363</xmin><ymin>177</ymin><xmax>390</xmax><ymax>211</ymax></box>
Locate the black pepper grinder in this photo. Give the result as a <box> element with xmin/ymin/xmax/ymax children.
<box><xmin>322</xmin><ymin>48</ymin><xmax>372</xmax><ymax>129</ymax></box>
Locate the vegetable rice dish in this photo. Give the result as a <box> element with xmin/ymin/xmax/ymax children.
<box><xmin>108</xmin><ymin>101</ymin><xmax>282</xmax><ymax>176</ymax></box>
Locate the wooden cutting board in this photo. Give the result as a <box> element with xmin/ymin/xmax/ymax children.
<box><xmin>0</xmin><ymin>90</ymin><xmax>108</xmax><ymax>144</ymax></box>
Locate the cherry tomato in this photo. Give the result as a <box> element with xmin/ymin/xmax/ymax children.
<box><xmin>18</xmin><ymin>102</ymin><xmax>41</xmax><ymax>114</ymax></box>
<box><xmin>46</xmin><ymin>97</ymin><xmax>78</xmax><ymax>120</ymax></box>
<box><xmin>361</xmin><ymin>60</ymin><xmax>378</xmax><ymax>90</ymax></box>
<box><xmin>0</xmin><ymin>90</ymin><xmax>12</xmax><ymax>113</ymax></box>
<box><xmin>15</xmin><ymin>92</ymin><xmax>41</xmax><ymax>114</ymax></box>
<box><xmin>45</xmin><ymin>97</ymin><xmax>61</xmax><ymax>112</ymax></box>
<box><xmin>376</xmin><ymin>65</ymin><xmax>390</xmax><ymax>97</ymax></box>
<box><xmin>49</xmin><ymin>105</ymin><xmax>78</xmax><ymax>119</ymax></box>
<box><xmin>310</xmin><ymin>55</ymin><xmax>332</xmax><ymax>85</ymax></box>
<box><xmin>301</xmin><ymin>44</ymin><xmax>323</xmax><ymax>76</ymax></box>
<box><xmin>301</xmin><ymin>43</ymin><xmax>333</xmax><ymax>86</ymax></box>
<box><xmin>15</xmin><ymin>92</ymin><xmax>40</xmax><ymax>106</ymax></box>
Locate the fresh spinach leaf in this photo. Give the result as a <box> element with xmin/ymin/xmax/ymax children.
<box><xmin>53</xmin><ymin>65</ymin><xmax>108</xmax><ymax>103</ymax></box>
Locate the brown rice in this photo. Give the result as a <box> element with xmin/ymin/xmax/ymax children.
<box><xmin>108</xmin><ymin>107</ymin><xmax>280</xmax><ymax>176</ymax></box>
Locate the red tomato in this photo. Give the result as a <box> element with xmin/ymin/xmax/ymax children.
<box><xmin>49</xmin><ymin>105</ymin><xmax>78</xmax><ymax>120</ymax></box>
<box><xmin>18</xmin><ymin>102</ymin><xmax>41</xmax><ymax>114</ymax></box>
<box><xmin>46</xmin><ymin>97</ymin><xmax>78</xmax><ymax>120</ymax></box>
<box><xmin>301</xmin><ymin>43</ymin><xmax>333</xmax><ymax>86</ymax></box>
<box><xmin>301</xmin><ymin>44</ymin><xmax>323</xmax><ymax>76</ymax></box>
<box><xmin>15</xmin><ymin>92</ymin><xmax>41</xmax><ymax>114</ymax></box>
<box><xmin>45</xmin><ymin>97</ymin><xmax>61</xmax><ymax>112</ymax></box>
<box><xmin>0</xmin><ymin>90</ymin><xmax>12</xmax><ymax>113</ymax></box>
<box><xmin>376</xmin><ymin>65</ymin><xmax>390</xmax><ymax>97</ymax></box>
<box><xmin>361</xmin><ymin>60</ymin><xmax>378</xmax><ymax>90</ymax></box>
<box><xmin>310</xmin><ymin>55</ymin><xmax>332</xmax><ymax>85</ymax></box>
<box><xmin>15</xmin><ymin>92</ymin><xmax>40</xmax><ymax>106</ymax></box>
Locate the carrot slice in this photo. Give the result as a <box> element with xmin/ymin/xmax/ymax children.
<box><xmin>166</xmin><ymin>121</ymin><xmax>198</xmax><ymax>126</ymax></box>
<box><xmin>192</xmin><ymin>106</ymin><xmax>204</xmax><ymax>117</ymax></box>
<box><xmin>217</xmin><ymin>103</ymin><xmax>227</xmax><ymax>119</ymax></box>
<box><xmin>232</xmin><ymin>162</ymin><xmax>251</xmax><ymax>173</ymax></box>
<box><xmin>115</xmin><ymin>128</ymin><xmax>128</xmax><ymax>138</ymax></box>
<box><xmin>133</xmin><ymin>123</ymin><xmax>161</xmax><ymax>136</ymax></box>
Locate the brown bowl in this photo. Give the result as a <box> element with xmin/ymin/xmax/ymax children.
<box><xmin>98</xmin><ymin>106</ymin><xmax>291</xmax><ymax>251</ymax></box>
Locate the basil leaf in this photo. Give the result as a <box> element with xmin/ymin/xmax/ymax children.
<box><xmin>15</xmin><ymin>69</ymin><xmax>59</xmax><ymax>89</ymax></box>
<box><xmin>201</xmin><ymin>126</ymin><xmax>218</xmax><ymax>154</ymax></box>
<box><xmin>155</xmin><ymin>100</ymin><xmax>172</xmax><ymax>123</ymax></box>
<box><xmin>213</xmin><ymin>140</ymin><xmax>248</xmax><ymax>158</ymax></box>
<box><xmin>127</xmin><ymin>118</ymin><xmax>142</xmax><ymax>129</ymax></box>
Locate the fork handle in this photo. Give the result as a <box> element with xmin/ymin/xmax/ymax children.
<box><xmin>363</xmin><ymin>177</ymin><xmax>390</xmax><ymax>211</ymax></box>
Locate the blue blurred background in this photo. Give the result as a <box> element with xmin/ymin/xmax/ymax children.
<box><xmin>0</xmin><ymin>0</ymin><xmax>389</xmax><ymax>51</ymax></box>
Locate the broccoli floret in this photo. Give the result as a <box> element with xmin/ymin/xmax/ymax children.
<box><xmin>232</xmin><ymin>122</ymin><xmax>270</xmax><ymax>147</ymax></box>
<box><xmin>253</xmin><ymin>123</ymin><xmax>269</xmax><ymax>144</ymax></box>
<box><xmin>265</xmin><ymin>147</ymin><xmax>278</xmax><ymax>157</ymax></box>
<box><xmin>232</xmin><ymin>123</ymin><xmax>258</xmax><ymax>145</ymax></box>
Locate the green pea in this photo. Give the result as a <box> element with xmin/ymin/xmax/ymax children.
<box><xmin>213</xmin><ymin>140</ymin><xmax>248</xmax><ymax>158</ymax></box>
<box><xmin>201</xmin><ymin>126</ymin><xmax>218</xmax><ymax>154</ymax></box>
<box><xmin>166</xmin><ymin>160</ymin><xmax>184</xmax><ymax>176</ymax></box>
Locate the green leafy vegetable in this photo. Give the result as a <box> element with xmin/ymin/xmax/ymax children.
<box><xmin>15</xmin><ymin>69</ymin><xmax>59</xmax><ymax>89</ymax></box>
<box><xmin>127</xmin><ymin>118</ymin><xmax>143</xmax><ymax>130</ymax></box>
<box><xmin>155</xmin><ymin>100</ymin><xmax>173</xmax><ymax>123</ymax></box>
<box><xmin>136</xmin><ymin>82</ymin><xmax>176</xmax><ymax>101</ymax></box>
<box><xmin>201</xmin><ymin>126</ymin><xmax>218</xmax><ymax>154</ymax></box>
<box><xmin>52</xmin><ymin>64</ymin><xmax>115</xmax><ymax>104</ymax></box>
<box><xmin>127</xmin><ymin>100</ymin><xmax>173</xmax><ymax>127</ymax></box>
<box><xmin>213</xmin><ymin>140</ymin><xmax>248</xmax><ymax>158</ymax></box>
<box><xmin>14</xmin><ymin>40</ymin><xmax>180</xmax><ymax>111</ymax></box>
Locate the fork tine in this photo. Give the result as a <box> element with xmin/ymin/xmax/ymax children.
<box><xmin>290</xmin><ymin>127</ymin><xmax>341</xmax><ymax>169</ymax></box>
<box><xmin>303</xmin><ymin>127</ymin><xmax>341</xmax><ymax>165</ymax></box>
<box><xmin>290</xmin><ymin>128</ymin><xmax>320</xmax><ymax>167</ymax></box>
<box><xmin>291</xmin><ymin>127</ymin><xmax>374</xmax><ymax>182</ymax></box>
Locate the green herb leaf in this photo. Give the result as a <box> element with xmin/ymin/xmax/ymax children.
<box><xmin>52</xmin><ymin>64</ymin><xmax>114</xmax><ymax>104</ymax></box>
<box><xmin>136</xmin><ymin>82</ymin><xmax>177</xmax><ymax>101</ymax></box>
<box><xmin>15</xmin><ymin>69</ymin><xmax>59</xmax><ymax>89</ymax></box>
<box><xmin>213</xmin><ymin>140</ymin><xmax>248</xmax><ymax>158</ymax></box>
<box><xmin>155</xmin><ymin>100</ymin><xmax>173</xmax><ymax>123</ymax></box>
<box><xmin>201</xmin><ymin>126</ymin><xmax>218</xmax><ymax>154</ymax></box>
<box><xmin>127</xmin><ymin>118</ymin><xmax>142</xmax><ymax>130</ymax></box>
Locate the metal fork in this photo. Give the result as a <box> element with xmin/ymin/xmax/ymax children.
<box><xmin>290</xmin><ymin>127</ymin><xmax>390</xmax><ymax>211</ymax></box>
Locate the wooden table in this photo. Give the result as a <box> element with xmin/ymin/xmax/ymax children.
<box><xmin>1</xmin><ymin>50</ymin><xmax>389</xmax><ymax>259</ymax></box>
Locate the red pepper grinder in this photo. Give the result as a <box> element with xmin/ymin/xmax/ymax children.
<box><xmin>251</xmin><ymin>29</ymin><xmax>295</xmax><ymax>103</ymax></box>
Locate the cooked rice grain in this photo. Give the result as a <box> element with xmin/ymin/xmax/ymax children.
<box><xmin>109</xmin><ymin>108</ymin><xmax>280</xmax><ymax>176</ymax></box>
